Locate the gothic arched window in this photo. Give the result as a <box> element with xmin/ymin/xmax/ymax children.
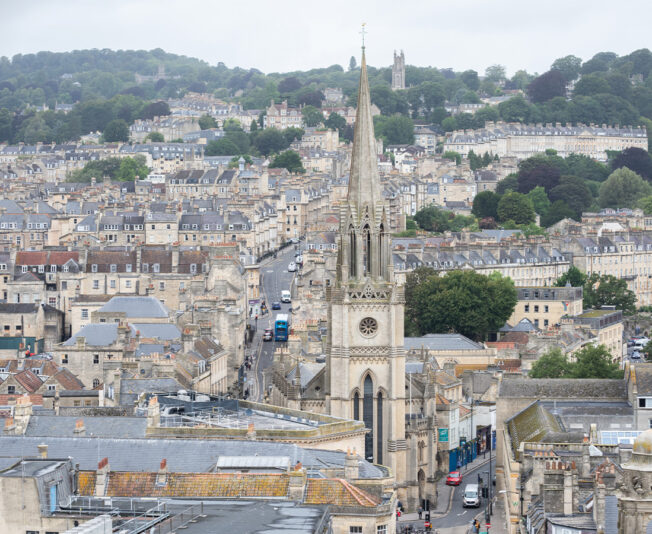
<box><xmin>353</xmin><ymin>391</ymin><xmax>360</xmax><ymax>420</ymax></box>
<box><xmin>377</xmin><ymin>391</ymin><xmax>383</xmax><ymax>465</ymax></box>
<box><xmin>363</xmin><ymin>375</ymin><xmax>374</xmax><ymax>462</ymax></box>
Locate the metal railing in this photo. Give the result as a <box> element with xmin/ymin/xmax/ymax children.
<box><xmin>144</xmin><ymin>503</ymin><xmax>204</xmax><ymax>534</ymax></box>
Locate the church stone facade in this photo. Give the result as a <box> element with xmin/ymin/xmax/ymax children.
<box><xmin>269</xmin><ymin>48</ymin><xmax>437</xmax><ymax>511</ymax></box>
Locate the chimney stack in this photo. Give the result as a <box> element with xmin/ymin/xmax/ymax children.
<box><xmin>73</xmin><ymin>419</ymin><xmax>86</xmax><ymax>436</ymax></box>
<box><xmin>246</xmin><ymin>422</ymin><xmax>256</xmax><ymax>441</ymax></box>
<box><xmin>344</xmin><ymin>448</ymin><xmax>359</xmax><ymax>480</ymax></box>
<box><xmin>38</xmin><ymin>443</ymin><xmax>48</xmax><ymax>459</ymax></box>
<box><xmin>156</xmin><ymin>459</ymin><xmax>168</xmax><ymax>486</ymax></box>
<box><xmin>95</xmin><ymin>457</ymin><xmax>110</xmax><ymax>497</ymax></box>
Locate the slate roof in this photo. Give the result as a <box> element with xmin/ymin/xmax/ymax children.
<box><xmin>499</xmin><ymin>379</ymin><xmax>628</xmax><ymax>400</ymax></box>
<box><xmin>62</xmin><ymin>323</ymin><xmax>128</xmax><ymax>347</ymax></box>
<box><xmin>404</xmin><ymin>333</ymin><xmax>484</xmax><ymax>351</ymax></box>
<box><xmin>25</xmin><ymin>416</ymin><xmax>147</xmax><ymax>439</ymax></box>
<box><xmin>98</xmin><ymin>296</ymin><xmax>169</xmax><ymax>318</ymax></box>
<box><xmin>119</xmin><ymin>378</ymin><xmax>182</xmax><ymax>406</ymax></box>
<box><xmin>132</xmin><ymin>323</ymin><xmax>181</xmax><ymax>341</ymax></box>
<box><xmin>0</xmin><ymin>436</ymin><xmax>386</xmax><ymax>477</ymax></box>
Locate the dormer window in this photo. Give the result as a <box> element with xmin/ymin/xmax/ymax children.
<box><xmin>91</xmin><ymin>264</ymin><xmax>98</xmax><ymax>273</ymax></box>
<box><xmin>50</xmin><ymin>265</ymin><xmax>56</xmax><ymax>273</ymax></box>
<box><xmin>153</xmin><ymin>263</ymin><xmax>160</xmax><ymax>273</ymax></box>
<box><xmin>110</xmin><ymin>264</ymin><xmax>117</xmax><ymax>273</ymax></box>
<box><xmin>126</xmin><ymin>264</ymin><xmax>132</xmax><ymax>273</ymax></box>
<box><xmin>190</xmin><ymin>263</ymin><xmax>197</xmax><ymax>274</ymax></box>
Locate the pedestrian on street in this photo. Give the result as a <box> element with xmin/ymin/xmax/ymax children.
<box><xmin>418</xmin><ymin>505</ymin><xmax>423</xmax><ymax>519</ymax></box>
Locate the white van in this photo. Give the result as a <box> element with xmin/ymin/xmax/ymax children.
<box><xmin>281</xmin><ymin>290</ymin><xmax>291</xmax><ymax>303</ymax></box>
<box><xmin>463</xmin><ymin>484</ymin><xmax>480</xmax><ymax>508</ymax></box>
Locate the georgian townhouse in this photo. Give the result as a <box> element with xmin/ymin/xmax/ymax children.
<box><xmin>178</xmin><ymin>212</ymin><xmax>225</xmax><ymax>245</ymax></box>
<box><xmin>215</xmin><ymin>169</ymin><xmax>237</xmax><ymax>199</ymax></box>
<box><xmin>11</xmin><ymin>251</ymin><xmax>81</xmax><ymax>311</ymax></box>
<box><xmin>82</xmin><ymin>249</ymin><xmax>140</xmax><ymax>298</ymax></box>
<box><xmin>166</xmin><ymin>169</ymin><xmax>220</xmax><ymax>199</ymax></box>
<box><xmin>554</xmin><ymin>232</ymin><xmax>652</xmax><ymax>306</ymax></box>
<box><xmin>145</xmin><ymin>212</ymin><xmax>179</xmax><ymax>244</ymax></box>
<box><xmin>264</xmin><ymin>100</ymin><xmax>303</xmax><ymax>129</ymax></box>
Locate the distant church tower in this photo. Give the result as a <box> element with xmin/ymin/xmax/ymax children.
<box><xmin>392</xmin><ymin>50</ymin><xmax>405</xmax><ymax>90</ymax></box>
<box><xmin>326</xmin><ymin>45</ymin><xmax>407</xmax><ymax>487</ymax></box>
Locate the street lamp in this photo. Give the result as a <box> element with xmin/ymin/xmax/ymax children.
<box><xmin>498</xmin><ymin>488</ymin><xmax>525</xmax><ymax>522</ymax></box>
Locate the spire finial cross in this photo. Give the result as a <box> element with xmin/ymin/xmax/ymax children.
<box><xmin>360</xmin><ymin>23</ymin><xmax>367</xmax><ymax>49</ymax></box>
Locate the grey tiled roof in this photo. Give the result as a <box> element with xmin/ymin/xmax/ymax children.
<box><xmin>499</xmin><ymin>378</ymin><xmax>628</xmax><ymax>400</ymax></box>
<box><xmin>0</xmin><ymin>436</ymin><xmax>385</xmax><ymax>478</ymax></box>
<box><xmin>62</xmin><ymin>323</ymin><xmax>128</xmax><ymax>346</ymax></box>
<box><xmin>404</xmin><ymin>333</ymin><xmax>484</xmax><ymax>351</ymax></box>
<box><xmin>98</xmin><ymin>296</ymin><xmax>169</xmax><ymax>318</ymax></box>
<box><xmin>25</xmin><ymin>416</ymin><xmax>147</xmax><ymax>439</ymax></box>
<box><xmin>131</xmin><ymin>323</ymin><xmax>181</xmax><ymax>340</ymax></box>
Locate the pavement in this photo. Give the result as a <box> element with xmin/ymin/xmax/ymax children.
<box><xmin>397</xmin><ymin>453</ymin><xmax>508</xmax><ymax>534</ymax></box>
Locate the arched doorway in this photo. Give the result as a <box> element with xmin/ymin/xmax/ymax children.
<box><xmin>418</xmin><ymin>469</ymin><xmax>426</xmax><ymax>504</ymax></box>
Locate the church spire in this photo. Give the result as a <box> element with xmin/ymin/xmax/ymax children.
<box><xmin>347</xmin><ymin>47</ymin><xmax>381</xmax><ymax>209</ymax></box>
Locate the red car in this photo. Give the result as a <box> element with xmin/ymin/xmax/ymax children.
<box><xmin>446</xmin><ymin>471</ymin><xmax>463</xmax><ymax>485</ymax></box>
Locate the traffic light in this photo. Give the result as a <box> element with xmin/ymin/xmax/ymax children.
<box><xmin>482</xmin><ymin>486</ymin><xmax>489</xmax><ymax>498</ymax></box>
<box><xmin>425</xmin><ymin>512</ymin><xmax>430</xmax><ymax>522</ymax></box>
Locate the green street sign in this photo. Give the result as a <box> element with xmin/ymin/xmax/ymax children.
<box><xmin>438</xmin><ymin>428</ymin><xmax>449</xmax><ymax>442</ymax></box>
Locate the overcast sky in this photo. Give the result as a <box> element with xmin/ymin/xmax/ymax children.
<box><xmin>2</xmin><ymin>0</ymin><xmax>651</xmax><ymax>76</ymax></box>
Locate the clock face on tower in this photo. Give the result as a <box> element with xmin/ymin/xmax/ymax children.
<box><xmin>359</xmin><ymin>317</ymin><xmax>378</xmax><ymax>337</ymax></box>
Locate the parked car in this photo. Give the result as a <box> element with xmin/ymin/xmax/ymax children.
<box><xmin>631</xmin><ymin>351</ymin><xmax>642</xmax><ymax>359</ymax></box>
<box><xmin>271</xmin><ymin>301</ymin><xmax>281</xmax><ymax>310</ymax></box>
<box><xmin>288</xmin><ymin>262</ymin><xmax>297</xmax><ymax>272</ymax></box>
<box><xmin>446</xmin><ymin>471</ymin><xmax>463</xmax><ymax>486</ymax></box>
<box><xmin>296</xmin><ymin>255</ymin><xmax>304</xmax><ymax>264</ymax></box>
<box><xmin>263</xmin><ymin>328</ymin><xmax>273</xmax><ymax>342</ymax></box>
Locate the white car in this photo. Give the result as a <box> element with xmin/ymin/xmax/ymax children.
<box><xmin>288</xmin><ymin>262</ymin><xmax>297</xmax><ymax>272</ymax></box>
<box><xmin>296</xmin><ymin>255</ymin><xmax>304</xmax><ymax>264</ymax></box>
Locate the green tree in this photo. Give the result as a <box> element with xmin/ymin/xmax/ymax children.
<box><xmin>270</xmin><ymin>150</ymin><xmax>305</xmax><ymax>173</ymax></box>
<box><xmin>527</xmin><ymin>70</ymin><xmax>567</xmax><ymax>103</ymax></box>
<box><xmin>472</xmin><ymin>191</ymin><xmax>500</xmax><ymax>219</ymax></box>
<box><xmin>442</xmin><ymin>151</ymin><xmax>461</xmax><ymax>165</ymax></box>
<box><xmin>250</xmin><ymin>119</ymin><xmax>258</xmax><ymax>132</ymax></box>
<box><xmin>324</xmin><ymin>112</ymin><xmax>346</xmax><ymax>132</ymax></box>
<box><xmin>198</xmin><ymin>114</ymin><xmax>217</xmax><ymax>130</ymax></box>
<box><xmin>541</xmin><ymin>200</ymin><xmax>578</xmax><ymax>227</ymax></box>
<box><xmin>349</xmin><ymin>56</ymin><xmax>357</xmax><ymax>71</ymax></box>
<box><xmin>498</xmin><ymin>95</ymin><xmax>532</xmax><ymax>122</ymax></box>
<box><xmin>568</xmin><ymin>345</ymin><xmax>623</xmax><ymax>379</ymax></box>
<box><xmin>405</xmin><ymin>270</ymin><xmax>517</xmax><ymax>340</ymax></box>
<box><xmin>496</xmin><ymin>174</ymin><xmax>519</xmax><ymax>195</ymax></box>
<box><xmin>116</xmin><ymin>155</ymin><xmax>149</xmax><ymax>181</ymax></box>
<box><xmin>145</xmin><ymin>131</ymin><xmax>164</xmax><ymax>142</ymax></box>
<box><xmin>638</xmin><ymin>195</ymin><xmax>652</xmax><ymax>214</ymax></box>
<box><xmin>485</xmin><ymin>64</ymin><xmax>506</xmax><ymax>83</ymax></box>
<box><xmin>302</xmin><ymin>105</ymin><xmax>323</xmax><ymax>127</ymax></box>
<box><xmin>526</xmin><ymin>186</ymin><xmax>551</xmax><ymax>216</ymax></box>
<box><xmin>599</xmin><ymin>168</ymin><xmax>652</xmax><ymax>208</ymax></box>
<box><xmin>584</xmin><ymin>273</ymin><xmax>636</xmax><ymax>314</ymax></box>
<box><xmin>549</xmin><ymin>175</ymin><xmax>593</xmax><ymax>217</ymax></box>
<box><xmin>414</xmin><ymin>206</ymin><xmax>453</xmax><ymax>233</ymax></box>
<box><xmin>460</xmin><ymin>70</ymin><xmax>480</xmax><ymax>91</ymax></box>
<box><xmin>497</xmin><ymin>192</ymin><xmax>536</xmax><ymax>224</ymax></box>
<box><xmin>103</xmin><ymin>119</ymin><xmax>129</xmax><ymax>142</ymax></box>
<box><xmin>253</xmin><ymin>128</ymin><xmax>288</xmax><ymax>156</ymax></box>
<box><xmin>551</xmin><ymin>55</ymin><xmax>582</xmax><ymax>82</ymax></box>
<box><xmin>554</xmin><ymin>266</ymin><xmax>588</xmax><ymax>288</ymax></box>
<box><xmin>205</xmin><ymin>138</ymin><xmax>240</xmax><ymax>156</ymax></box>
<box><xmin>611</xmin><ymin>147</ymin><xmax>652</xmax><ymax>181</ymax></box>
<box><xmin>374</xmin><ymin>114</ymin><xmax>414</xmax><ymax>145</ymax></box>
<box><xmin>529</xmin><ymin>348</ymin><xmax>571</xmax><ymax>378</ymax></box>
<box><xmin>441</xmin><ymin>116</ymin><xmax>457</xmax><ymax>132</ymax></box>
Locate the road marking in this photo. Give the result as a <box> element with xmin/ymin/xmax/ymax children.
<box><xmin>266</xmin><ymin>270</ymin><xmax>274</xmax><ymax>273</ymax></box>
<box><xmin>457</xmin><ymin>511</ymin><xmax>467</xmax><ymax>516</ymax></box>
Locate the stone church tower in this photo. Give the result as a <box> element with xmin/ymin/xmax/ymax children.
<box><xmin>269</xmin><ymin>45</ymin><xmax>438</xmax><ymax>512</ymax></box>
<box><xmin>325</xmin><ymin>46</ymin><xmax>426</xmax><ymax>508</ymax></box>
<box><xmin>392</xmin><ymin>50</ymin><xmax>405</xmax><ymax>90</ymax></box>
